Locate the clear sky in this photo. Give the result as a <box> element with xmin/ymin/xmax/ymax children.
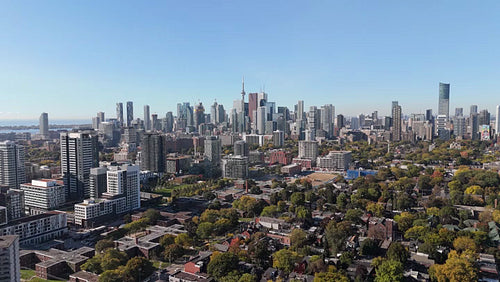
<box><xmin>1</xmin><ymin>0</ymin><xmax>500</xmax><ymax>120</ymax></box>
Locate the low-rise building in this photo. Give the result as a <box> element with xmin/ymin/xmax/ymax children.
<box><xmin>316</xmin><ymin>151</ymin><xmax>352</xmax><ymax>170</ymax></box>
<box><xmin>0</xmin><ymin>212</ymin><xmax>67</xmax><ymax>246</ymax></box>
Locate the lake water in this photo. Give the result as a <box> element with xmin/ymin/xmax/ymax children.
<box><xmin>0</xmin><ymin>119</ymin><xmax>90</xmax><ymax>134</ymax></box>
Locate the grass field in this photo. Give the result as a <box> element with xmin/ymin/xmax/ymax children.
<box><xmin>21</xmin><ymin>269</ymin><xmax>64</xmax><ymax>282</ymax></box>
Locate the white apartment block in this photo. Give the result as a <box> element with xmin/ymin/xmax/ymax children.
<box><xmin>20</xmin><ymin>179</ymin><xmax>66</xmax><ymax>214</ymax></box>
<box><xmin>317</xmin><ymin>151</ymin><xmax>352</xmax><ymax>170</ymax></box>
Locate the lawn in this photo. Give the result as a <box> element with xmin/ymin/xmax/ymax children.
<box><xmin>21</xmin><ymin>269</ymin><xmax>64</xmax><ymax>282</ymax></box>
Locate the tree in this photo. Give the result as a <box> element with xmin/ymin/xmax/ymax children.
<box><xmin>261</xmin><ymin>205</ymin><xmax>279</xmax><ymax>217</ymax></box>
<box><xmin>143</xmin><ymin>209</ymin><xmax>161</xmax><ymax>224</ymax></box>
<box><xmin>160</xmin><ymin>234</ymin><xmax>176</xmax><ymax>247</ymax></box>
<box><xmin>453</xmin><ymin>236</ymin><xmax>477</xmax><ymax>254</ymax></box>
<box><xmin>163</xmin><ymin>244</ymin><xmax>184</xmax><ymax>262</ymax></box>
<box><xmin>336</xmin><ymin>192</ymin><xmax>348</xmax><ymax>209</ymax></box>
<box><xmin>95</xmin><ymin>239</ymin><xmax>115</xmax><ymax>253</ymax></box>
<box><xmin>248</xmin><ymin>237</ymin><xmax>271</xmax><ymax>267</ymax></box>
<box><xmin>430</xmin><ymin>250</ymin><xmax>478</xmax><ymax>282</ymax></box>
<box><xmin>197</xmin><ymin>222</ymin><xmax>215</xmax><ymax>239</ymax></box>
<box><xmin>291</xmin><ymin>192</ymin><xmax>305</xmax><ymax>206</ymax></box>
<box><xmin>394</xmin><ymin>212</ymin><xmax>416</xmax><ymax>233</ymax></box>
<box><xmin>360</xmin><ymin>238</ymin><xmax>380</xmax><ymax>256</ymax></box>
<box><xmin>101</xmin><ymin>249</ymin><xmax>128</xmax><ymax>271</ymax></box>
<box><xmin>272</xmin><ymin>249</ymin><xmax>300</xmax><ymax>273</ymax></box>
<box><xmin>290</xmin><ymin>229</ymin><xmax>308</xmax><ymax>251</ymax></box>
<box><xmin>344</xmin><ymin>209</ymin><xmax>363</xmax><ymax>224</ymax></box>
<box><xmin>99</xmin><ymin>269</ymin><xmax>123</xmax><ymax>282</ymax></box>
<box><xmin>175</xmin><ymin>233</ymin><xmax>194</xmax><ymax>247</ymax></box>
<box><xmin>295</xmin><ymin>206</ymin><xmax>312</xmax><ymax>220</ymax></box>
<box><xmin>238</xmin><ymin>273</ymin><xmax>257</xmax><ymax>282</ymax></box>
<box><xmin>123</xmin><ymin>257</ymin><xmax>154</xmax><ymax>281</ymax></box>
<box><xmin>366</xmin><ymin>202</ymin><xmax>385</xmax><ymax>217</ymax></box>
<box><xmin>374</xmin><ymin>260</ymin><xmax>404</xmax><ymax>282</ymax></box>
<box><xmin>207</xmin><ymin>252</ymin><xmax>239</xmax><ymax>279</ymax></box>
<box><xmin>387</xmin><ymin>242</ymin><xmax>409</xmax><ymax>264</ymax></box>
<box><xmin>81</xmin><ymin>256</ymin><xmax>103</xmax><ymax>274</ymax></box>
<box><xmin>313</xmin><ymin>272</ymin><xmax>349</xmax><ymax>282</ymax></box>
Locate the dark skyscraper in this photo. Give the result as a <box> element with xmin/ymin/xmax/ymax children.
<box><xmin>126</xmin><ymin>101</ymin><xmax>134</xmax><ymax>127</ymax></box>
<box><xmin>438</xmin><ymin>82</ymin><xmax>450</xmax><ymax>119</ymax></box>
<box><xmin>425</xmin><ymin>109</ymin><xmax>433</xmax><ymax>122</ymax></box>
<box><xmin>470</xmin><ymin>105</ymin><xmax>478</xmax><ymax>115</ymax></box>
<box><xmin>140</xmin><ymin>133</ymin><xmax>165</xmax><ymax>173</ymax></box>
<box><xmin>60</xmin><ymin>132</ymin><xmax>99</xmax><ymax>200</ymax></box>
<box><xmin>391</xmin><ymin>101</ymin><xmax>402</xmax><ymax>141</ymax></box>
<box><xmin>144</xmin><ymin>105</ymin><xmax>151</xmax><ymax>131</ymax></box>
<box><xmin>116</xmin><ymin>102</ymin><xmax>123</xmax><ymax>126</ymax></box>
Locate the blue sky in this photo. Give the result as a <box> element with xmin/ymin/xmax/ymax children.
<box><xmin>1</xmin><ymin>1</ymin><xmax>500</xmax><ymax>120</ymax></box>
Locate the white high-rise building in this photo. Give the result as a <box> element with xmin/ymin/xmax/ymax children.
<box><xmin>257</xmin><ymin>106</ymin><xmax>266</xmax><ymax>135</ymax></box>
<box><xmin>0</xmin><ymin>235</ymin><xmax>20</xmax><ymax>282</ymax></box>
<box><xmin>20</xmin><ymin>179</ymin><xmax>66</xmax><ymax>215</ymax></box>
<box><xmin>204</xmin><ymin>136</ymin><xmax>221</xmax><ymax>165</ymax></box>
<box><xmin>107</xmin><ymin>165</ymin><xmax>140</xmax><ymax>211</ymax></box>
<box><xmin>0</xmin><ymin>142</ymin><xmax>25</xmax><ymax>189</ymax></box>
<box><xmin>298</xmin><ymin>141</ymin><xmax>318</xmax><ymax>160</ymax></box>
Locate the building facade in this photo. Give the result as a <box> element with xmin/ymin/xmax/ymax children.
<box><xmin>0</xmin><ymin>141</ymin><xmax>25</xmax><ymax>189</ymax></box>
<box><xmin>20</xmin><ymin>179</ymin><xmax>66</xmax><ymax>215</ymax></box>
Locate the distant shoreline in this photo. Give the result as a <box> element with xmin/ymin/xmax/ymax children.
<box><xmin>0</xmin><ymin>124</ymin><xmax>92</xmax><ymax>131</ymax></box>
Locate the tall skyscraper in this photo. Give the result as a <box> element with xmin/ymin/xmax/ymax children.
<box><xmin>438</xmin><ymin>82</ymin><xmax>450</xmax><ymax>119</ymax></box>
<box><xmin>425</xmin><ymin>109</ymin><xmax>433</xmax><ymax>122</ymax></box>
<box><xmin>140</xmin><ymin>133</ymin><xmax>165</xmax><ymax>173</ymax></box>
<box><xmin>126</xmin><ymin>101</ymin><xmax>134</xmax><ymax>127</ymax></box>
<box><xmin>116</xmin><ymin>103</ymin><xmax>124</xmax><ymax>126</ymax></box>
<box><xmin>478</xmin><ymin>109</ymin><xmax>490</xmax><ymax>126</ymax></box>
<box><xmin>248</xmin><ymin>93</ymin><xmax>258</xmax><ymax>123</ymax></box>
<box><xmin>0</xmin><ymin>141</ymin><xmax>25</xmax><ymax>189</ymax></box>
<box><xmin>165</xmin><ymin>112</ymin><xmax>174</xmax><ymax>133</ymax></box>
<box><xmin>194</xmin><ymin>102</ymin><xmax>205</xmax><ymax>129</ymax></box>
<box><xmin>204</xmin><ymin>136</ymin><xmax>221</xmax><ymax>166</ymax></box>
<box><xmin>144</xmin><ymin>105</ymin><xmax>151</xmax><ymax>131</ymax></box>
<box><xmin>470</xmin><ymin>105</ymin><xmax>478</xmax><ymax>115</ymax></box>
<box><xmin>320</xmin><ymin>104</ymin><xmax>335</xmax><ymax>137</ymax></box>
<box><xmin>391</xmin><ymin>102</ymin><xmax>402</xmax><ymax>141</ymax></box>
<box><xmin>97</xmin><ymin>112</ymin><xmax>105</xmax><ymax>123</ymax></box>
<box><xmin>39</xmin><ymin>113</ymin><xmax>49</xmax><ymax>139</ymax></box>
<box><xmin>257</xmin><ymin>106</ymin><xmax>266</xmax><ymax>134</ymax></box>
<box><xmin>0</xmin><ymin>235</ymin><xmax>20</xmax><ymax>282</ymax></box>
<box><xmin>496</xmin><ymin>105</ymin><xmax>500</xmax><ymax>136</ymax></box>
<box><xmin>60</xmin><ymin>132</ymin><xmax>99</xmax><ymax>201</ymax></box>
<box><xmin>454</xmin><ymin>116</ymin><xmax>466</xmax><ymax>138</ymax></box>
<box><xmin>297</xmin><ymin>100</ymin><xmax>304</xmax><ymax>121</ymax></box>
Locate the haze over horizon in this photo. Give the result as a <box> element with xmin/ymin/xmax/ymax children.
<box><xmin>2</xmin><ymin>1</ymin><xmax>500</xmax><ymax>120</ymax></box>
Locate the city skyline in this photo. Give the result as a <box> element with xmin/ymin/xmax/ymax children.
<box><xmin>2</xmin><ymin>1</ymin><xmax>500</xmax><ymax>119</ymax></box>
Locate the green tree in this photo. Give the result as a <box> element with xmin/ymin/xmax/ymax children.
<box><xmin>360</xmin><ymin>238</ymin><xmax>380</xmax><ymax>256</ymax></box>
<box><xmin>313</xmin><ymin>272</ymin><xmax>349</xmax><ymax>282</ymax></box>
<box><xmin>238</xmin><ymin>273</ymin><xmax>257</xmax><ymax>282</ymax></box>
<box><xmin>374</xmin><ymin>260</ymin><xmax>404</xmax><ymax>282</ymax></box>
<box><xmin>143</xmin><ymin>209</ymin><xmax>161</xmax><ymax>224</ymax></box>
<box><xmin>453</xmin><ymin>236</ymin><xmax>477</xmax><ymax>254</ymax></box>
<box><xmin>291</xmin><ymin>192</ymin><xmax>305</xmax><ymax>206</ymax></box>
<box><xmin>430</xmin><ymin>250</ymin><xmax>478</xmax><ymax>282</ymax></box>
<box><xmin>260</xmin><ymin>205</ymin><xmax>279</xmax><ymax>217</ymax></box>
<box><xmin>175</xmin><ymin>233</ymin><xmax>194</xmax><ymax>247</ymax></box>
<box><xmin>95</xmin><ymin>239</ymin><xmax>115</xmax><ymax>253</ymax></box>
<box><xmin>207</xmin><ymin>252</ymin><xmax>239</xmax><ymax>279</ymax></box>
<box><xmin>123</xmin><ymin>257</ymin><xmax>154</xmax><ymax>281</ymax></box>
<box><xmin>387</xmin><ymin>242</ymin><xmax>409</xmax><ymax>264</ymax></box>
<box><xmin>272</xmin><ymin>249</ymin><xmax>300</xmax><ymax>273</ymax></box>
<box><xmin>344</xmin><ymin>209</ymin><xmax>363</xmax><ymax>224</ymax></box>
<box><xmin>99</xmin><ymin>269</ymin><xmax>123</xmax><ymax>282</ymax></box>
<box><xmin>159</xmin><ymin>234</ymin><xmax>176</xmax><ymax>247</ymax></box>
<box><xmin>290</xmin><ymin>229</ymin><xmax>308</xmax><ymax>251</ymax></box>
<box><xmin>163</xmin><ymin>244</ymin><xmax>184</xmax><ymax>262</ymax></box>
<box><xmin>81</xmin><ymin>256</ymin><xmax>103</xmax><ymax>274</ymax></box>
<box><xmin>197</xmin><ymin>222</ymin><xmax>215</xmax><ymax>239</ymax></box>
<box><xmin>101</xmin><ymin>249</ymin><xmax>128</xmax><ymax>271</ymax></box>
